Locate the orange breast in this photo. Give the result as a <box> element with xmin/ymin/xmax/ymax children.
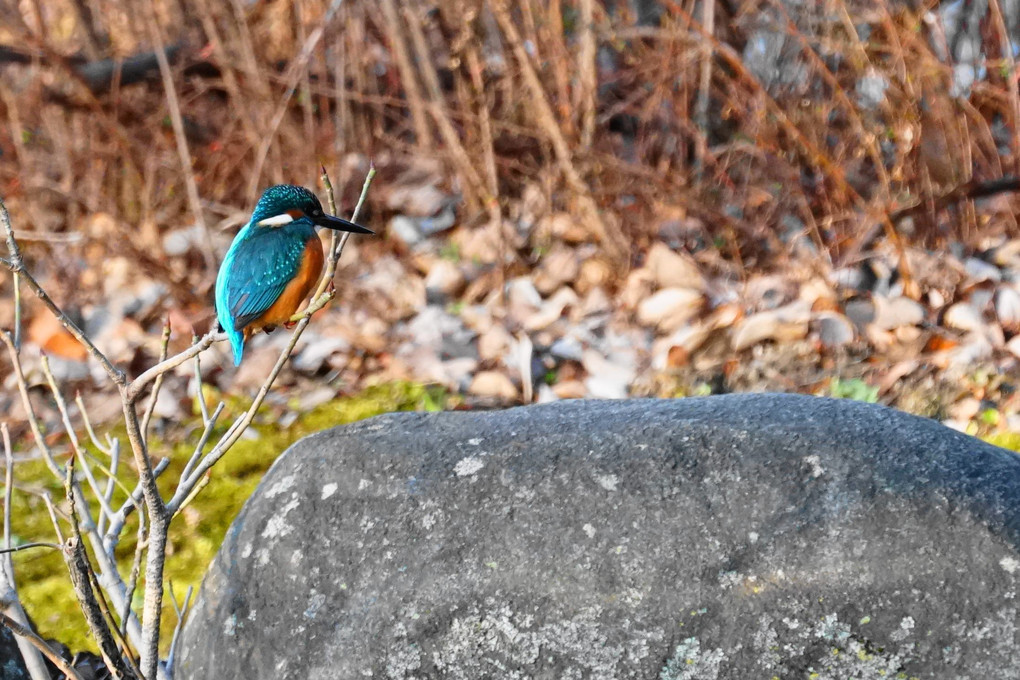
<box><xmin>244</xmin><ymin>235</ymin><xmax>324</xmax><ymax>334</ymax></box>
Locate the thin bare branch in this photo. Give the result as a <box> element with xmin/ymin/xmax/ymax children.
<box><xmin>180</xmin><ymin>402</ymin><xmax>224</xmax><ymax>485</ymax></box>
<box><xmin>165</xmin><ymin>583</ymin><xmax>193</xmax><ymax>671</ymax></box>
<box><xmin>121</xmin><ymin>514</ymin><xmax>146</xmax><ymax>642</ymax></box>
<box><xmin>62</xmin><ymin>460</ymin><xmax>135</xmax><ymax>679</ymax></box>
<box><xmin>141</xmin><ymin>319</ymin><xmax>173</xmax><ymax>438</ymax></box>
<box><xmin>0</xmin><ymin>542</ymin><xmax>62</xmax><ymax>555</ymax></box>
<box><xmin>127</xmin><ymin>331</ymin><xmax>225</xmax><ymax>404</ymax></box>
<box><xmin>1</xmin><ymin>332</ymin><xmax>61</xmax><ymax>477</ymax></box>
<box><xmin>76</xmin><ymin>392</ymin><xmax>112</xmax><ymax>456</ymax></box>
<box><xmin>193</xmin><ymin>336</ymin><xmax>210</xmax><ymax>425</ymax></box>
<box><xmin>0</xmin><ymin>611</ymin><xmax>84</xmax><ymax>680</ymax></box>
<box><xmin>40</xmin><ymin>355</ymin><xmax>117</xmax><ymax>521</ymax></box>
<box><xmin>0</xmin><ymin>424</ymin><xmax>51</xmax><ymax>680</ymax></box>
<box><xmin>102</xmin><ymin>457</ymin><xmax>171</xmax><ymax>558</ymax></box>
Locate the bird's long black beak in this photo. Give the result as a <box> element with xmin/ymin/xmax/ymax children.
<box><xmin>313</xmin><ymin>213</ymin><xmax>374</xmax><ymax>234</ymax></box>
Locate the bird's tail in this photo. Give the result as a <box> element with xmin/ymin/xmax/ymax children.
<box><xmin>227</xmin><ymin>328</ymin><xmax>245</xmax><ymax>366</ymax></box>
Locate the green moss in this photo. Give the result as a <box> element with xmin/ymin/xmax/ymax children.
<box><xmin>983</xmin><ymin>431</ymin><xmax>1020</xmax><ymax>452</ymax></box>
<box><xmin>9</xmin><ymin>381</ymin><xmax>445</xmax><ymax>655</ymax></box>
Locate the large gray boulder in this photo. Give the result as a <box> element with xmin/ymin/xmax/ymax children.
<box><xmin>176</xmin><ymin>395</ymin><xmax>1020</xmax><ymax>679</ymax></box>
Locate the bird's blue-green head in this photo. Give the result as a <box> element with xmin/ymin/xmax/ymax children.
<box><xmin>249</xmin><ymin>184</ymin><xmax>373</xmax><ymax>234</ymax></box>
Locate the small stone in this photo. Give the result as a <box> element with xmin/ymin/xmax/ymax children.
<box><xmin>388</xmin><ymin>215</ymin><xmax>425</xmax><ymax>247</ymax></box>
<box><xmin>550</xmin><ymin>335</ymin><xmax>584</xmax><ymax>362</ymax></box>
<box><xmin>731</xmin><ymin>301</ymin><xmax>811</xmax><ymax>351</ymax></box>
<box><xmin>575</xmin><ymin>258</ymin><xmax>614</xmax><ymax>295</ymax></box>
<box><xmin>964</xmin><ymin>257</ymin><xmax>1002</xmax><ymax>283</ymax></box>
<box><xmin>534</xmin><ymin>244</ymin><xmax>580</xmax><ymax>295</ymax></box>
<box><xmin>582</xmin><ymin>350</ymin><xmax>634</xmax><ymax>400</ymax></box>
<box><xmin>995</xmin><ymin>286</ymin><xmax>1020</xmax><ymax>333</ymax></box>
<box><xmin>636</xmin><ymin>288</ymin><xmax>704</xmax><ymax>332</ymax></box>
<box><xmin>385</xmin><ymin>183</ymin><xmax>449</xmax><ymax>216</ymax></box>
<box><xmin>813</xmin><ymin>312</ymin><xmax>856</xmax><ymax>349</ymax></box>
<box><xmin>477</xmin><ymin>326</ymin><xmax>514</xmax><ymax>362</ymax></box>
<box><xmin>551</xmin><ymin>379</ymin><xmax>587</xmax><ymax>399</ymax></box>
<box><xmin>872</xmin><ymin>296</ymin><xmax>925</xmax><ymax>330</ymax></box>
<box><xmin>424</xmin><ymin>260</ymin><xmax>466</xmax><ymax>303</ymax></box>
<box><xmin>844</xmin><ymin>298</ymin><xmax>876</xmax><ymax>327</ymax></box>
<box><xmin>525</xmin><ymin>287</ymin><xmax>579</xmax><ymax>332</ymax></box>
<box><xmin>469</xmin><ymin>371</ymin><xmax>519</xmax><ymax>401</ymax></box>
<box><xmin>943</xmin><ymin>302</ymin><xmax>984</xmax><ymax>333</ymax></box>
<box><xmin>644</xmin><ymin>243</ymin><xmax>704</xmax><ymax>290</ymax></box>
<box><xmin>652</xmin><ymin>323</ymin><xmax>712</xmax><ymax>370</ymax></box>
<box><xmin>619</xmin><ymin>269</ymin><xmax>656</xmax><ymax>311</ymax></box>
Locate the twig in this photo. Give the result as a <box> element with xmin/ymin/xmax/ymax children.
<box><xmin>180</xmin><ymin>402</ymin><xmax>224</xmax><ymax>485</ymax></box>
<box><xmin>97</xmin><ymin>438</ymin><xmax>120</xmax><ymax>536</ymax></box>
<box><xmin>193</xmin><ymin>336</ymin><xmax>210</xmax><ymax>425</ymax></box>
<box><xmin>402</xmin><ymin>1</ymin><xmax>487</xmax><ymax>209</ymax></box>
<box><xmin>693</xmin><ymin>0</ymin><xmax>713</xmax><ymax>178</ymax></box>
<box><xmin>293</xmin><ymin>164</ymin><xmax>376</xmax><ymax>320</ymax></box>
<box><xmin>40</xmin><ymin>355</ymin><xmax>116</xmax><ymax>521</ymax></box>
<box><xmin>141</xmin><ymin>319</ymin><xmax>173</xmax><ymax>439</ymax></box>
<box><xmin>165</xmin><ymin>582</ymin><xmax>193</xmax><ymax>671</ymax></box>
<box><xmin>62</xmin><ymin>459</ymin><xmax>134</xmax><ymax>679</ymax></box>
<box><xmin>1</xmin><ymin>332</ymin><xmax>62</xmax><ymax>477</ymax></box>
<box><xmin>0</xmin><ymin>423</ymin><xmax>50</xmax><ymax>680</ymax></box>
<box><xmin>0</xmin><ymin>611</ymin><xmax>84</xmax><ymax>680</ymax></box>
<box><xmin>127</xmin><ymin>331</ymin><xmax>225</xmax><ymax>403</ymax></box>
<box><xmin>120</xmin><ymin>512</ymin><xmax>146</xmax><ymax>643</ymax></box>
<box><xmin>3</xmin><ymin>424</ymin><xmax>13</xmax><ymax>560</ymax></box>
<box><xmin>75</xmin><ymin>392</ymin><xmax>112</xmax><ymax>456</ymax></box>
<box><xmin>102</xmin><ymin>457</ymin><xmax>171</xmax><ymax>558</ymax></box>
<box><xmin>0</xmin><ymin>542</ymin><xmax>62</xmax><ymax>555</ymax></box>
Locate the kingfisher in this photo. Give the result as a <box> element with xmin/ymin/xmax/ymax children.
<box><xmin>215</xmin><ymin>184</ymin><xmax>373</xmax><ymax>365</ymax></box>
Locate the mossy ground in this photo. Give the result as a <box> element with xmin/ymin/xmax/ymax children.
<box><xmin>6</xmin><ymin>381</ymin><xmax>446</xmax><ymax>654</ymax></box>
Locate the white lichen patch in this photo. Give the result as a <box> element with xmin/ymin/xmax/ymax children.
<box><xmin>261</xmin><ymin>496</ymin><xmax>301</xmax><ymax>539</ymax></box>
<box><xmin>358</xmin><ymin>478</ymin><xmax>372</xmax><ymax>491</ymax></box>
<box><xmin>241</xmin><ymin>542</ymin><xmax>253</xmax><ymax>559</ymax></box>
<box><xmin>223</xmin><ymin>614</ymin><xmax>237</xmax><ymax>637</ymax></box>
<box><xmin>265</xmin><ymin>473</ymin><xmax>297</xmax><ymax>498</ymax></box>
<box><xmin>1000</xmin><ymin>556</ymin><xmax>1019</xmax><ymax>574</ymax></box>
<box><xmin>468</xmin><ymin>437</ymin><xmax>483</xmax><ymax>446</ymax></box>
<box><xmin>659</xmin><ymin>637</ymin><xmax>725</xmax><ymax>680</ymax></box>
<box><xmin>583</xmin><ymin>523</ymin><xmax>596</xmax><ymax>538</ymax></box>
<box><xmin>321</xmin><ymin>482</ymin><xmax>338</xmax><ymax>500</ymax></box>
<box><xmin>304</xmin><ymin>590</ymin><xmax>326</xmax><ymax>619</ymax></box>
<box><xmin>454</xmin><ymin>456</ymin><xmax>485</xmax><ymax>477</ymax></box>
<box><xmin>597</xmin><ymin>474</ymin><xmax>619</xmax><ymax>491</ymax></box>
<box><xmin>803</xmin><ymin>455</ymin><xmax>825</xmax><ymax>478</ymax></box>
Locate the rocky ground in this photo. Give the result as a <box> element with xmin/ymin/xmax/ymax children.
<box><xmin>5</xmin><ymin>158</ymin><xmax>1020</xmax><ymax>449</ymax></box>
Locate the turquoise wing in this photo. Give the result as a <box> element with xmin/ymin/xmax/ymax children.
<box><xmin>215</xmin><ymin>224</ymin><xmax>310</xmax><ymax>364</ymax></box>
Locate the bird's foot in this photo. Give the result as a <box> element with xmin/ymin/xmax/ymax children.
<box><xmin>283</xmin><ymin>320</ymin><xmax>297</xmax><ymax>329</ymax></box>
<box><xmin>326</xmin><ymin>280</ymin><xmax>336</xmax><ymax>296</ymax></box>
